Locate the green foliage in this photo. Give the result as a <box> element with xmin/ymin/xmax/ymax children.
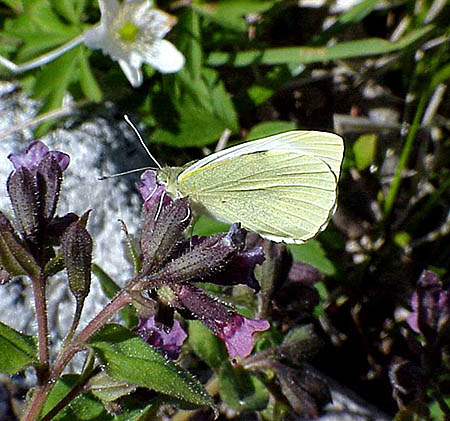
<box><xmin>89</xmin><ymin>324</ymin><xmax>215</xmax><ymax>410</ymax></box>
<box><xmin>288</xmin><ymin>240</ymin><xmax>336</xmax><ymax>276</ymax></box>
<box><xmin>41</xmin><ymin>374</ymin><xmax>112</xmax><ymax>420</ymax></box>
<box><xmin>0</xmin><ymin>321</ymin><xmax>37</xmax><ymax>374</ymax></box>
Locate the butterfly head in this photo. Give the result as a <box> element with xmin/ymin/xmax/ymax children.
<box><xmin>156</xmin><ymin>166</ymin><xmax>184</xmax><ymax>198</ymax></box>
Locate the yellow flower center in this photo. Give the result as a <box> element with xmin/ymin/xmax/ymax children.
<box><xmin>118</xmin><ymin>21</ymin><xmax>139</xmax><ymax>42</ymax></box>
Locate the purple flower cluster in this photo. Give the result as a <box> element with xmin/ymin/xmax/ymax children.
<box><xmin>135</xmin><ymin>170</ymin><xmax>269</xmax><ymax>360</ymax></box>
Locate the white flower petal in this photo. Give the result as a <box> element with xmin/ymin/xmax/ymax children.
<box><xmin>141</xmin><ymin>39</ymin><xmax>185</xmax><ymax>74</ymax></box>
<box><xmin>140</xmin><ymin>10</ymin><xmax>176</xmax><ymax>39</ymax></box>
<box><xmin>98</xmin><ymin>0</ymin><xmax>120</xmax><ymax>24</ymax></box>
<box><xmin>119</xmin><ymin>59</ymin><xmax>143</xmax><ymax>87</ymax></box>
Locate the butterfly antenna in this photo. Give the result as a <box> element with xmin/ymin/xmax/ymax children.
<box><xmin>98</xmin><ymin>166</ymin><xmax>155</xmax><ymax>181</ymax></box>
<box><xmin>124</xmin><ymin>114</ymin><xmax>163</xmax><ymax>170</ymax></box>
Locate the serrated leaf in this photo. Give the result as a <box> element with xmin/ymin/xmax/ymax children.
<box><xmin>188</xmin><ymin>321</ymin><xmax>227</xmax><ymax>369</ymax></box>
<box><xmin>41</xmin><ymin>374</ymin><xmax>112</xmax><ymax>420</ymax></box>
<box><xmin>287</xmin><ymin>240</ymin><xmax>336</xmax><ymax>276</ymax></box>
<box><xmin>247</xmin><ymin>121</ymin><xmax>297</xmax><ymax>140</ymax></box>
<box><xmin>89</xmin><ymin>324</ymin><xmax>214</xmax><ymax>410</ymax></box>
<box><xmin>218</xmin><ymin>362</ymin><xmax>269</xmax><ymax>412</ymax></box>
<box><xmin>207</xmin><ymin>26</ymin><xmax>433</xmax><ymax>66</ymax></box>
<box><xmin>92</xmin><ymin>265</ymin><xmax>138</xmax><ymax>329</ymax></box>
<box><xmin>0</xmin><ymin>321</ymin><xmax>37</xmax><ymax>374</ymax></box>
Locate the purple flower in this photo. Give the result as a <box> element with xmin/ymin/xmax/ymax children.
<box><xmin>6</xmin><ymin>141</ymin><xmax>71</xmax><ymax>245</ymax></box>
<box><xmin>171</xmin><ymin>283</ymin><xmax>269</xmax><ymax>359</ymax></box>
<box><xmin>8</xmin><ymin>140</ymin><xmax>69</xmax><ymax>172</ymax></box>
<box><xmin>133</xmin><ymin>172</ymin><xmax>269</xmax><ymax>360</ymax></box>
<box><xmin>406</xmin><ymin>270</ymin><xmax>450</xmax><ymax>342</ymax></box>
<box><xmin>137</xmin><ymin>170</ymin><xmax>171</xmax><ymax>210</ymax></box>
<box><xmin>137</xmin><ymin>315</ymin><xmax>187</xmax><ymax>360</ymax></box>
<box><xmin>218</xmin><ymin>314</ymin><xmax>270</xmax><ymax>360</ymax></box>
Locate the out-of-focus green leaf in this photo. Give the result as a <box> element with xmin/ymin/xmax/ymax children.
<box><xmin>49</xmin><ymin>0</ymin><xmax>78</xmax><ymax>24</ymax></box>
<box><xmin>218</xmin><ymin>362</ymin><xmax>269</xmax><ymax>412</ymax></box>
<box><xmin>176</xmin><ymin>8</ymin><xmax>202</xmax><ymax>80</ymax></box>
<box><xmin>247</xmin><ymin>121</ymin><xmax>297</xmax><ymax>140</ymax></box>
<box><xmin>0</xmin><ymin>322</ymin><xmax>37</xmax><ymax>374</ymax></box>
<box><xmin>353</xmin><ymin>133</ymin><xmax>377</xmax><ymax>170</ymax></box>
<box><xmin>188</xmin><ymin>321</ymin><xmax>227</xmax><ymax>369</ymax></box>
<box><xmin>27</xmin><ymin>0</ymin><xmax>76</xmax><ymax>34</ymax></box>
<box><xmin>78</xmin><ymin>47</ymin><xmax>102</xmax><ymax>102</ymax></box>
<box><xmin>92</xmin><ymin>265</ymin><xmax>138</xmax><ymax>329</ymax></box>
<box><xmin>193</xmin><ymin>0</ymin><xmax>274</xmax><ymax>32</ymax></box>
<box><xmin>207</xmin><ymin>26</ymin><xmax>433</xmax><ymax>66</ymax></box>
<box><xmin>192</xmin><ymin>215</ymin><xmax>229</xmax><ymax>237</ymax></box>
<box><xmin>33</xmin><ymin>46</ymin><xmax>79</xmax><ymax>136</ymax></box>
<box><xmin>287</xmin><ymin>240</ymin><xmax>336</xmax><ymax>276</ymax></box>
<box><xmin>41</xmin><ymin>374</ymin><xmax>112</xmax><ymax>420</ymax></box>
<box><xmin>0</xmin><ymin>0</ymin><xmax>23</xmax><ymax>13</ymax></box>
<box><xmin>90</xmin><ymin>324</ymin><xmax>214</xmax><ymax>410</ymax></box>
<box><xmin>247</xmin><ymin>85</ymin><xmax>274</xmax><ymax>106</ymax></box>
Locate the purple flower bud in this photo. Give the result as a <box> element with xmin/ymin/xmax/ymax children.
<box><xmin>172</xmin><ymin>283</ymin><xmax>269</xmax><ymax>359</ymax></box>
<box><xmin>8</xmin><ymin>140</ymin><xmax>69</xmax><ymax>172</ymax></box>
<box><xmin>6</xmin><ymin>141</ymin><xmax>70</xmax><ymax>245</ymax></box>
<box><xmin>137</xmin><ymin>315</ymin><xmax>187</xmax><ymax>360</ymax></box>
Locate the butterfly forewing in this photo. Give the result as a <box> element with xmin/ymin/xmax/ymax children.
<box><xmin>178</xmin><ymin>151</ymin><xmax>337</xmax><ymax>243</ymax></box>
<box><xmin>180</xmin><ymin>131</ymin><xmax>344</xmax><ymax>182</ymax></box>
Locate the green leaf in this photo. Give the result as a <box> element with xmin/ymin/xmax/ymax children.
<box><xmin>89</xmin><ymin>324</ymin><xmax>214</xmax><ymax>410</ymax></box>
<box><xmin>152</xmin><ymin>7</ymin><xmax>238</xmax><ymax>147</ymax></box>
<box><xmin>192</xmin><ymin>0</ymin><xmax>274</xmax><ymax>32</ymax></box>
<box><xmin>353</xmin><ymin>133</ymin><xmax>377</xmax><ymax>170</ymax></box>
<box><xmin>49</xmin><ymin>0</ymin><xmax>78</xmax><ymax>24</ymax></box>
<box><xmin>34</xmin><ymin>46</ymin><xmax>79</xmax><ymax>136</ymax></box>
<box><xmin>247</xmin><ymin>84</ymin><xmax>275</xmax><ymax>106</ymax></box>
<box><xmin>247</xmin><ymin>121</ymin><xmax>297</xmax><ymax>140</ymax></box>
<box><xmin>0</xmin><ymin>0</ymin><xmax>23</xmax><ymax>13</ymax></box>
<box><xmin>218</xmin><ymin>362</ymin><xmax>269</xmax><ymax>412</ymax></box>
<box><xmin>188</xmin><ymin>321</ymin><xmax>227</xmax><ymax>369</ymax></box>
<box><xmin>152</xmin><ymin>67</ymin><xmax>238</xmax><ymax>146</ymax></box>
<box><xmin>78</xmin><ymin>47</ymin><xmax>103</xmax><ymax>102</ymax></box>
<box><xmin>0</xmin><ymin>321</ymin><xmax>37</xmax><ymax>374</ymax></box>
<box><xmin>287</xmin><ymin>240</ymin><xmax>336</xmax><ymax>276</ymax></box>
<box><xmin>207</xmin><ymin>26</ymin><xmax>433</xmax><ymax>67</ymax></box>
<box><xmin>41</xmin><ymin>374</ymin><xmax>112</xmax><ymax>420</ymax></box>
<box><xmin>92</xmin><ymin>265</ymin><xmax>138</xmax><ymax>329</ymax></box>
<box><xmin>88</xmin><ymin>371</ymin><xmax>137</xmax><ymax>403</ymax></box>
<box><xmin>192</xmin><ymin>215</ymin><xmax>229</xmax><ymax>237</ymax></box>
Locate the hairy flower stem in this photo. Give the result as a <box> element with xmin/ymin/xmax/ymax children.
<box><xmin>31</xmin><ymin>275</ymin><xmax>50</xmax><ymax>380</ymax></box>
<box><xmin>22</xmin><ymin>289</ymin><xmax>133</xmax><ymax>421</ymax></box>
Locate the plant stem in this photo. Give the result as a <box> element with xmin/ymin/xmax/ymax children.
<box><xmin>21</xmin><ymin>289</ymin><xmax>133</xmax><ymax>421</ymax></box>
<box><xmin>31</xmin><ymin>275</ymin><xmax>49</xmax><ymax>377</ymax></box>
<box><xmin>0</xmin><ymin>34</ymin><xmax>85</xmax><ymax>73</ymax></box>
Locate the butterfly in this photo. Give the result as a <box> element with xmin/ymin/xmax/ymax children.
<box><xmin>154</xmin><ymin>131</ymin><xmax>344</xmax><ymax>244</ymax></box>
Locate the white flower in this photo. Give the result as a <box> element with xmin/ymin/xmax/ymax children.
<box><xmin>83</xmin><ymin>0</ymin><xmax>185</xmax><ymax>87</ymax></box>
